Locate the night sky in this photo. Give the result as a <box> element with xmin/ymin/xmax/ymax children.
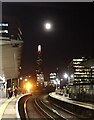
<box><xmin>2</xmin><ymin>2</ymin><xmax>93</xmax><ymax>80</ymax></box>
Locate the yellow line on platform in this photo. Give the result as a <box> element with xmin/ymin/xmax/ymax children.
<box><xmin>0</xmin><ymin>97</ymin><xmax>15</xmax><ymax>120</ymax></box>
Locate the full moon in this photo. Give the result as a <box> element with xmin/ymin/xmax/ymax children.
<box><xmin>45</xmin><ymin>23</ymin><xmax>51</xmax><ymax>30</ymax></box>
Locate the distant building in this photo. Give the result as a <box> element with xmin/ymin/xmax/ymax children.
<box><xmin>36</xmin><ymin>45</ymin><xmax>44</xmax><ymax>86</ymax></box>
<box><xmin>36</xmin><ymin>73</ymin><xmax>44</xmax><ymax>84</ymax></box>
<box><xmin>0</xmin><ymin>16</ymin><xmax>23</xmax><ymax>97</ymax></box>
<box><xmin>68</xmin><ymin>57</ymin><xmax>94</xmax><ymax>102</ymax></box>
<box><xmin>68</xmin><ymin>57</ymin><xmax>92</xmax><ymax>84</ymax></box>
<box><xmin>49</xmin><ymin>72</ymin><xmax>57</xmax><ymax>86</ymax></box>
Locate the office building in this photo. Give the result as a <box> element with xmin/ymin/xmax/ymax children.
<box><xmin>68</xmin><ymin>57</ymin><xmax>94</xmax><ymax>102</ymax></box>
<box><xmin>49</xmin><ymin>72</ymin><xmax>57</xmax><ymax>86</ymax></box>
<box><xmin>0</xmin><ymin>16</ymin><xmax>23</xmax><ymax>97</ymax></box>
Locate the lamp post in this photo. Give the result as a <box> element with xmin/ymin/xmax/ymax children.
<box><xmin>55</xmin><ymin>78</ymin><xmax>58</xmax><ymax>90</ymax></box>
<box><xmin>64</xmin><ymin>73</ymin><xmax>68</xmax><ymax>79</ymax></box>
<box><xmin>60</xmin><ymin>79</ymin><xmax>63</xmax><ymax>89</ymax></box>
<box><xmin>63</xmin><ymin>73</ymin><xmax>68</xmax><ymax>96</ymax></box>
<box><xmin>19</xmin><ymin>77</ymin><xmax>23</xmax><ymax>88</ymax></box>
<box><xmin>63</xmin><ymin>73</ymin><xmax>68</xmax><ymax>84</ymax></box>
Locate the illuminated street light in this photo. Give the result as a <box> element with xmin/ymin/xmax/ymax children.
<box><xmin>71</xmin><ymin>74</ymin><xmax>74</xmax><ymax>78</ymax></box>
<box><xmin>64</xmin><ymin>73</ymin><xmax>68</xmax><ymax>79</ymax></box>
<box><xmin>25</xmin><ymin>78</ymin><xmax>27</xmax><ymax>81</ymax></box>
<box><xmin>20</xmin><ymin>77</ymin><xmax>22</xmax><ymax>80</ymax></box>
<box><xmin>63</xmin><ymin>73</ymin><xmax>69</xmax><ymax>85</ymax></box>
<box><xmin>63</xmin><ymin>73</ymin><xmax>69</xmax><ymax>96</ymax></box>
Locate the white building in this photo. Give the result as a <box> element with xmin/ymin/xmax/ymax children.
<box><xmin>0</xmin><ymin>20</ymin><xmax>23</xmax><ymax>97</ymax></box>
<box><xmin>68</xmin><ymin>57</ymin><xmax>94</xmax><ymax>102</ymax></box>
<box><xmin>50</xmin><ymin>72</ymin><xmax>57</xmax><ymax>86</ymax></box>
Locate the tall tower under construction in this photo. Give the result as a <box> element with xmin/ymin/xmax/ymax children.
<box><xmin>36</xmin><ymin>45</ymin><xmax>44</xmax><ymax>86</ymax></box>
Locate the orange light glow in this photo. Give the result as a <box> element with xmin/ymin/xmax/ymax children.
<box><xmin>24</xmin><ymin>82</ymin><xmax>32</xmax><ymax>92</ymax></box>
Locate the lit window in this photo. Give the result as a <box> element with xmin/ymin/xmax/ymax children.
<box><xmin>73</xmin><ymin>62</ymin><xmax>81</xmax><ymax>64</ymax></box>
<box><xmin>0</xmin><ymin>30</ymin><xmax>8</xmax><ymax>33</ymax></box>
<box><xmin>73</xmin><ymin>59</ymin><xmax>83</xmax><ymax>61</ymax></box>
<box><xmin>74</xmin><ymin>65</ymin><xmax>84</xmax><ymax>68</ymax></box>
<box><xmin>0</xmin><ymin>23</ymin><xmax>8</xmax><ymax>27</ymax></box>
<box><xmin>91</xmin><ymin>66</ymin><xmax>94</xmax><ymax>69</ymax></box>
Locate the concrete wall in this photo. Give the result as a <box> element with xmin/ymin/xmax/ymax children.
<box><xmin>0</xmin><ymin>39</ymin><xmax>23</xmax><ymax>97</ymax></box>
<box><xmin>2</xmin><ymin>43</ymin><xmax>21</xmax><ymax>79</ymax></box>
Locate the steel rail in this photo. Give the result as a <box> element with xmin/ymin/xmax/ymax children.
<box><xmin>18</xmin><ymin>94</ymin><xmax>32</xmax><ymax>120</ymax></box>
<box><xmin>35</xmin><ymin>97</ymin><xmax>66</xmax><ymax>120</ymax></box>
<box><xmin>24</xmin><ymin>96</ymin><xmax>31</xmax><ymax>120</ymax></box>
<box><xmin>34</xmin><ymin>98</ymin><xmax>55</xmax><ymax>120</ymax></box>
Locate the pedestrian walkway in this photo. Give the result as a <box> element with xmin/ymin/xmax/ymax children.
<box><xmin>49</xmin><ymin>92</ymin><xmax>94</xmax><ymax>110</ymax></box>
<box><xmin>0</xmin><ymin>98</ymin><xmax>7</xmax><ymax>106</ymax></box>
<box><xmin>0</xmin><ymin>95</ymin><xmax>21</xmax><ymax>120</ymax></box>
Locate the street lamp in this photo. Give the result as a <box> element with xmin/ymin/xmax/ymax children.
<box><xmin>25</xmin><ymin>78</ymin><xmax>27</xmax><ymax>81</ymax></box>
<box><xmin>64</xmin><ymin>73</ymin><xmax>68</xmax><ymax>79</ymax></box>
<box><xmin>20</xmin><ymin>77</ymin><xmax>22</xmax><ymax>80</ymax></box>
<box><xmin>19</xmin><ymin>77</ymin><xmax>23</xmax><ymax>88</ymax></box>
<box><xmin>55</xmin><ymin>78</ymin><xmax>58</xmax><ymax>90</ymax></box>
<box><xmin>63</xmin><ymin>73</ymin><xmax>69</xmax><ymax>85</ymax></box>
<box><xmin>60</xmin><ymin>79</ymin><xmax>63</xmax><ymax>89</ymax></box>
<box><xmin>63</xmin><ymin>73</ymin><xmax>69</xmax><ymax>96</ymax></box>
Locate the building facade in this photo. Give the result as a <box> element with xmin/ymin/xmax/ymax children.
<box><xmin>68</xmin><ymin>57</ymin><xmax>94</xmax><ymax>102</ymax></box>
<box><xmin>49</xmin><ymin>72</ymin><xmax>57</xmax><ymax>87</ymax></box>
<box><xmin>36</xmin><ymin>45</ymin><xmax>44</xmax><ymax>87</ymax></box>
<box><xmin>0</xmin><ymin>17</ymin><xmax>23</xmax><ymax>97</ymax></box>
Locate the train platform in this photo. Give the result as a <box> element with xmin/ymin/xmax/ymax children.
<box><xmin>0</xmin><ymin>92</ymin><xmax>94</xmax><ymax>119</ymax></box>
<box><xmin>49</xmin><ymin>92</ymin><xmax>94</xmax><ymax>110</ymax></box>
<box><xmin>0</xmin><ymin>95</ymin><xmax>21</xmax><ymax>120</ymax></box>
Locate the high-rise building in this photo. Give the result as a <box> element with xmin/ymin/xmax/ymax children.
<box><xmin>68</xmin><ymin>57</ymin><xmax>94</xmax><ymax>102</ymax></box>
<box><xmin>36</xmin><ymin>45</ymin><xmax>44</xmax><ymax>87</ymax></box>
<box><xmin>68</xmin><ymin>57</ymin><xmax>91</xmax><ymax>84</ymax></box>
<box><xmin>0</xmin><ymin>16</ymin><xmax>23</xmax><ymax>97</ymax></box>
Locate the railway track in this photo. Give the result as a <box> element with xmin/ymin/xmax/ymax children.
<box><xmin>34</xmin><ymin>95</ymin><xmax>82</xmax><ymax>120</ymax></box>
<box><xmin>34</xmin><ymin>97</ymin><xmax>64</xmax><ymax>120</ymax></box>
<box><xmin>18</xmin><ymin>93</ymin><xmax>90</xmax><ymax>120</ymax></box>
<box><xmin>18</xmin><ymin>93</ymin><xmax>46</xmax><ymax>120</ymax></box>
<box><xmin>18</xmin><ymin>94</ymin><xmax>31</xmax><ymax>120</ymax></box>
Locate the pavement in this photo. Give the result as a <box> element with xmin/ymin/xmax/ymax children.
<box><xmin>0</xmin><ymin>94</ymin><xmax>21</xmax><ymax>120</ymax></box>
<box><xmin>49</xmin><ymin>92</ymin><xmax>94</xmax><ymax>110</ymax></box>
